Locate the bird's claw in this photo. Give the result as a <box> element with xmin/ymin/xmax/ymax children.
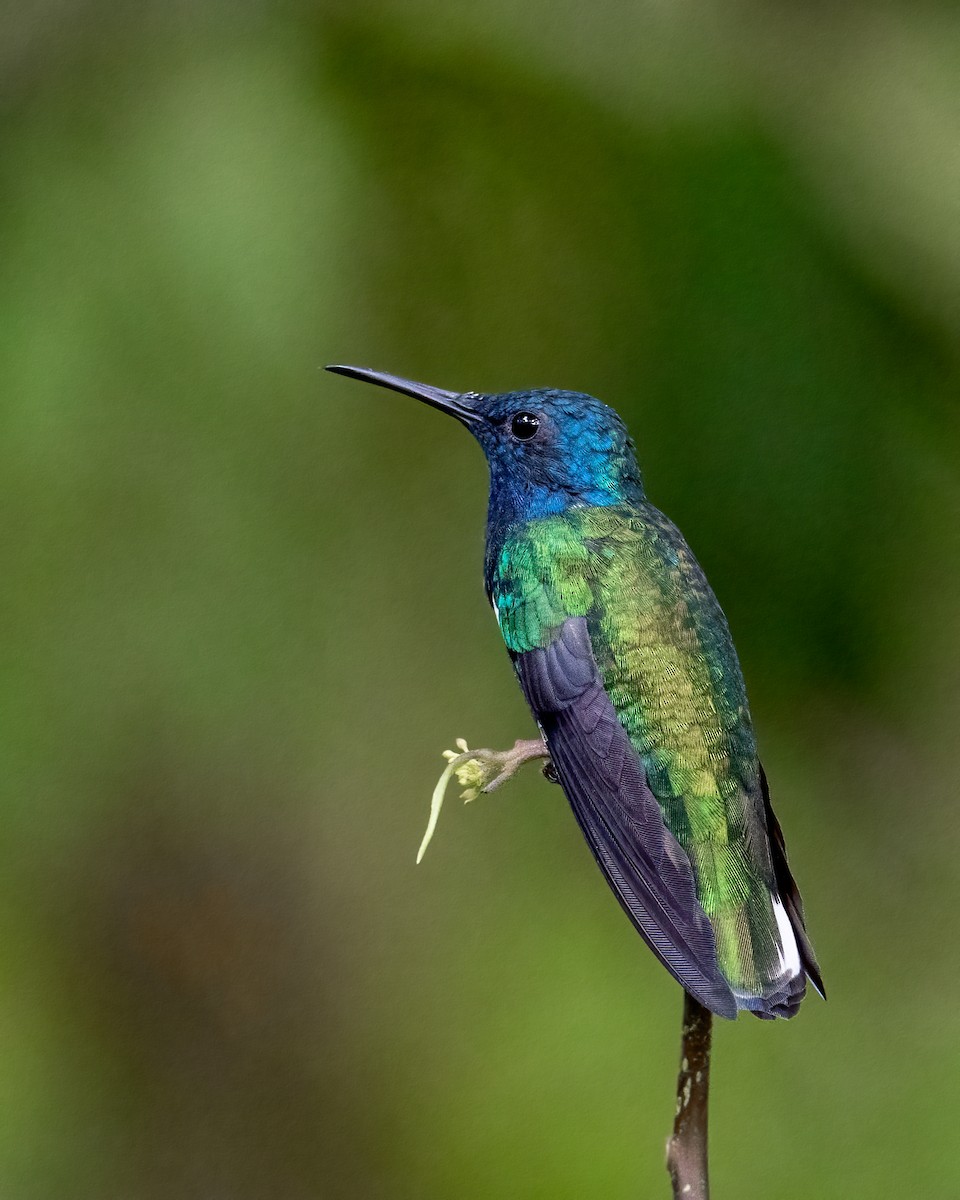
<box><xmin>417</xmin><ymin>736</ymin><xmax>550</xmax><ymax>862</ymax></box>
<box><xmin>476</xmin><ymin>739</ymin><xmax>550</xmax><ymax>795</ymax></box>
<box><xmin>541</xmin><ymin>760</ymin><xmax>559</xmax><ymax>784</ymax></box>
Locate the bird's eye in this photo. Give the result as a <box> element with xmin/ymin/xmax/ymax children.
<box><xmin>510</xmin><ymin>412</ymin><xmax>540</xmax><ymax>441</ymax></box>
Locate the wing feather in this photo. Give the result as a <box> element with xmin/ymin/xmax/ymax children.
<box><xmin>514</xmin><ymin>616</ymin><xmax>738</xmax><ymax>1019</ymax></box>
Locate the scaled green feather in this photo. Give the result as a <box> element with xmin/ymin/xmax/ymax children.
<box><xmin>492</xmin><ymin>504</ymin><xmax>781</xmax><ymax>996</ymax></box>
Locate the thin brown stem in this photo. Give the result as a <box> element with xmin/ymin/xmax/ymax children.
<box><xmin>666</xmin><ymin>991</ymin><xmax>713</xmax><ymax>1200</ymax></box>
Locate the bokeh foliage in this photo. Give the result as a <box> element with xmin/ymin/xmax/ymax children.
<box><xmin>1</xmin><ymin>2</ymin><xmax>959</xmax><ymax>1196</ymax></box>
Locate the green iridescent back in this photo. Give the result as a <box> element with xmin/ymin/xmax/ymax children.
<box><xmin>492</xmin><ymin>503</ymin><xmax>783</xmax><ymax>998</ymax></box>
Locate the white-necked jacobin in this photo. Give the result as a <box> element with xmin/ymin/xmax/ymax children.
<box><xmin>328</xmin><ymin>365</ymin><xmax>824</xmax><ymax>1019</ymax></box>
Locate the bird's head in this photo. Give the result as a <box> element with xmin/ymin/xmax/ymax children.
<box><xmin>327</xmin><ymin>366</ymin><xmax>645</xmax><ymax>519</ymax></box>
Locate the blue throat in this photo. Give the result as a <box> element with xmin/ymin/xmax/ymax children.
<box><xmin>485</xmin><ymin>463</ymin><xmax>645</xmax><ymax>528</ymax></box>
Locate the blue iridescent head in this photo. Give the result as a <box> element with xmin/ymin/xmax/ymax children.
<box><xmin>327</xmin><ymin>366</ymin><xmax>645</xmax><ymax>520</ymax></box>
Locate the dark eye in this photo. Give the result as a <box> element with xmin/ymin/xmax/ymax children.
<box><xmin>510</xmin><ymin>411</ymin><xmax>540</xmax><ymax>441</ymax></box>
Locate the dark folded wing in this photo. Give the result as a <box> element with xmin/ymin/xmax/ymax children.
<box><xmin>514</xmin><ymin>616</ymin><xmax>738</xmax><ymax>1019</ymax></box>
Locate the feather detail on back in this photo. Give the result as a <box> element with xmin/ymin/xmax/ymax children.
<box><xmin>491</xmin><ymin>505</ymin><xmax>822</xmax><ymax>1018</ymax></box>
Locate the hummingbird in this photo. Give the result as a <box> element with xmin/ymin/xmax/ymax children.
<box><xmin>327</xmin><ymin>365</ymin><xmax>824</xmax><ymax>1019</ymax></box>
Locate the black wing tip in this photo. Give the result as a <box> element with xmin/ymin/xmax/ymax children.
<box><xmin>806</xmin><ymin>963</ymin><xmax>827</xmax><ymax>1001</ymax></box>
<box><xmin>700</xmin><ymin>986</ymin><xmax>739</xmax><ymax>1021</ymax></box>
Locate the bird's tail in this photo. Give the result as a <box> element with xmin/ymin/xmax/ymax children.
<box><xmin>733</xmin><ymin>767</ymin><xmax>825</xmax><ymax>1019</ymax></box>
<box><xmin>703</xmin><ymin>884</ymin><xmax>809</xmax><ymax>1019</ymax></box>
<box><xmin>733</xmin><ymin>891</ymin><xmax>810</xmax><ymax>1019</ymax></box>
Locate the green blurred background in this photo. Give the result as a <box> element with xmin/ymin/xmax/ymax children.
<box><xmin>2</xmin><ymin>2</ymin><xmax>959</xmax><ymax>1196</ymax></box>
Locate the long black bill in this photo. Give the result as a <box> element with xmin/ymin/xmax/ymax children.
<box><xmin>325</xmin><ymin>365</ymin><xmax>480</xmax><ymax>424</ymax></box>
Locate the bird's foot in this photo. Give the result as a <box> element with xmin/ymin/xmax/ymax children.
<box><xmin>470</xmin><ymin>737</ymin><xmax>552</xmax><ymax>795</ymax></box>
<box><xmin>416</xmin><ymin>736</ymin><xmax>550</xmax><ymax>863</ymax></box>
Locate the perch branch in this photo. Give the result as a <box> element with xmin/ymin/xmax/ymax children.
<box><xmin>422</xmin><ymin>734</ymin><xmax>716</xmax><ymax>1198</ymax></box>
<box><xmin>666</xmin><ymin>990</ymin><xmax>713</xmax><ymax>1200</ymax></box>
